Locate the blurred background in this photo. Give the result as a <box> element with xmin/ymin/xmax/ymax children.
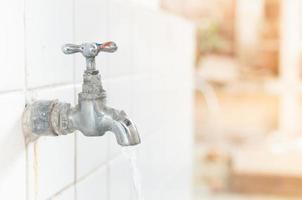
<box><xmin>161</xmin><ymin>0</ymin><xmax>302</xmax><ymax>199</ymax></box>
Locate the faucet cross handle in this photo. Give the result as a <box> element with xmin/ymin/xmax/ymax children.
<box><xmin>62</xmin><ymin>41</ymin><xmax>118</xmax><ymax>71</ymax></box>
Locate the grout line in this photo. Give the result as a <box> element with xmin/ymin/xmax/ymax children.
<box><xmin>0</xmin><ymin>69</ymin><xmax>167</xmax><ymax>97</ymax></box>
<box><xmin>25</xmin><ymin>143</ymin><xmax>29</xmax><ymax>200</ymax></box>
<box><xmin>23</xmin><ymin>0</ymin><xmax>29</xmax><ymax>198</ymax></box>
<box><xmin>71</xmin><ymin>63</ymin><xmax>177</xmax><ymax>86</ymax></box>
<box><xmin>46</xmin><ymin>180</ymin><xmax>75</xmax><ymax>200</ymax></box>
<box><xmin>72</xmin><ymin>0</ymin><xmax>77</xmax><ymax>199</ymax></box>
<box><xmin>106</xmin><ymin>162</ymin><xmax>111</xmax><ymax>200</ymax></box>
<box><xmin>106</xmin><ymin>137</ymin><xmax>111</xmax><ymax>200</ymax></box>
<box><xmin>72</xmin><ymin>72</ymin><xmax>152</xmax><ymax>86</ymax></box>
<box><xmin>106</xmin><ymin>1</ymin><xmax>111</xmax><ymax>199</ymax></box>
<box><xmin>27</xmin><ymin>82</ymin><xmax>76</xmax><ymax>92</ymax></box>
<box><xmin>0</xmin><ymin>88</ymin><xmax>24</xmax><ymax>96</ymax></box>
<box><xmin>46</xmin><ymin>153</ymin><xmax>122</xmax><ymax>200</ymax></box>
<box><xmin>46</xmin><ymin>125</ymin><xmax>182</xmax><ymax>199</ymax></box>
<box><xmin>73</xmin><ymin>133</ymin><xmax>78</xmax><ymax>200</ymax></box>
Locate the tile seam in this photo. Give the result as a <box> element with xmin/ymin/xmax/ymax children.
<box><xmin>46</xmin><ymin>152</ymin><xmax>122</xmax><ymax>199</ymax></box>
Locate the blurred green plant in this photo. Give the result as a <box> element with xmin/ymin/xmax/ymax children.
<box><xmin>197</xmin><ymin>22</ymin><xmax>228</xmax><ymax>54</ymax></box>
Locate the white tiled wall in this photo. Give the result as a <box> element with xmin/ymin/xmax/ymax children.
<box><xmin>0</xmin><ymin>0</ymin><xmax>194</xmax><ymax>199</ymax></box>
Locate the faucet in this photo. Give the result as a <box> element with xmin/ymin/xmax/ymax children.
<box><xmin>22</xmin><ymin>41</ymin><xmax>141</xmax><ymax>146</ymax></box>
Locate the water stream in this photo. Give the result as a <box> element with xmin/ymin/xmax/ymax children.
<box><xmin>122</xmin><ymin>147</ymin><xmax>145</xmax><ymax>200</ymax></box>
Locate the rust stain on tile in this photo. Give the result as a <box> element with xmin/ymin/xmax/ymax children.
<box><xmin>33</xmin><ymin>141</ymin><xmax>39</xmax><ymax>200</ymax></box>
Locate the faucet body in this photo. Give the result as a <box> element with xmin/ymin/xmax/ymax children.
<box><xmin>22</xmin><ymin>42</ymin><xmax>140</xmax><ymax>146</ymax></box>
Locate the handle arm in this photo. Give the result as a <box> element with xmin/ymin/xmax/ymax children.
<box><xmin>62</xmin><ymin>41</ymin><xmax>118</xmax><ymax>71</ymax></box>
<box><xmin>62</xmin><ymin>44</ymin><xmax>82</xmax><ymax>54</ymax></box>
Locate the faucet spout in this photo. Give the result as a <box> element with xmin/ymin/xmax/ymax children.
<box><xmin>103</xmin><ymin>107</ymin><xmax>141</xmax><ymax>146</ymax></box>
<box><xmin>67</xmin><ymin>100</ymin><xmax>141</xmax><ymax>146</ymax></box>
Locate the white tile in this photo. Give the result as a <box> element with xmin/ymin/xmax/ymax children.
<box><xmin>158</xmin><ymin>168</ymin><xmax>193</xmax><ymax>200</ymax></box>
<box><xmin>25</xmin><ymin>0</ymin><xmax>74</xmax><ymax>88</ymax></box>
<box><xmin>136</xmin><ymin>126</ymin><xmax>192</xmax><ymax>200</ymax></box>
<box><xmin>150</xmin><ymin>14</ymin><xmax>194</xmax><ymax>83</ymax></box>
<box><xmin>149</xmin><ymin>15</ymin><xmax>172</xmax><ymax>79</ymax></box>
<box><xmin>167</xmin><ymin>18</ymin><xmax>195</xmax><ymax>88</ymax></box>
<box><xmin>74</xmin><ymin>0</ymin><xmax>110</xmax><ymax>83</ymax></box>
<box><xmin>161</xmin><ymin>87</ymin><xmax>193</xmax><ymax>176</ymax></box>
<box><xmin>50</xmin><ymin>186</ymin><xmax>75</xmax><ymax>200</ymax></box>
<box><xmin>131</xmin><ymin>0</ymin><xmax>160</xmax><ymax>10</ymax></box>
<box><xmin>104</xmin><ymin>77</ymin><xmax>133</xmax><ymax>117</ymax></box>
<box><xmin>27</xmin><ymin>135</ymin><xmax>75</xmax><ymax>200</ymax></box>
<box><xmin>109</xmin><ymin>155</ymin><xmax>135</xmax><ymax>200</ymax></box>
<box><xmin>0</xmin><ymin>92</ymin><xmax>26</xmax><ymax>200</ymax></box>
<box><xmin>27</xmin><ymin>86</ymin><xmax>75</xmax><ymax>200</ymax></box>
<box><xmin>74</xmin><ymin>0</ymin><xmax>109</xmax><ymax>42</ymax></box>
<box><xmin>28</xmin><ymin>84</ymin><xmax>75</xmax><ymax>103</ymax></box>
<box><xmin>135</xmin><ymin>131</ymin><xmax>167</xmax><ymax>195</ymax></box>
<box><xmin>107</xmin><ymin>133</ymin><xmax>122</xmax><ymax>159</ymax></box>
<box><xmin>77</xmin><ymin>166</ymin><xmax>108</xmax><ymax>200</ymax></box>
<box><xmin>130</xmin><ymin>76</ymin><xmax>160</xmax><ymax>138</ymax></box>
<box><xmin>0</xmin><ymin>0</ymin><xmax>25</xmax><ymax>91</ymax></box>
<box><xmin>132</xmin><ymin>8</ymin><xmax>155</xmax><ymax>76</ymax></box>
<box><xmin>133</xmin><ymin>7</ymin><xmax>192</xmax><ymax>80</ymax></box>
<box><xmin>76</xmin><ymin>133</ymin><xmax>108</xmax><ymax>178</ymax></box>
<box><xmin>107</xmin><ymin>1</ymin><xmax>134</xmax><ymax>78</ymax></box>
<box><xmin>130</xmin><ymin>75</ymin><xmax>186</xmax><ymax>139</ymax></box>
